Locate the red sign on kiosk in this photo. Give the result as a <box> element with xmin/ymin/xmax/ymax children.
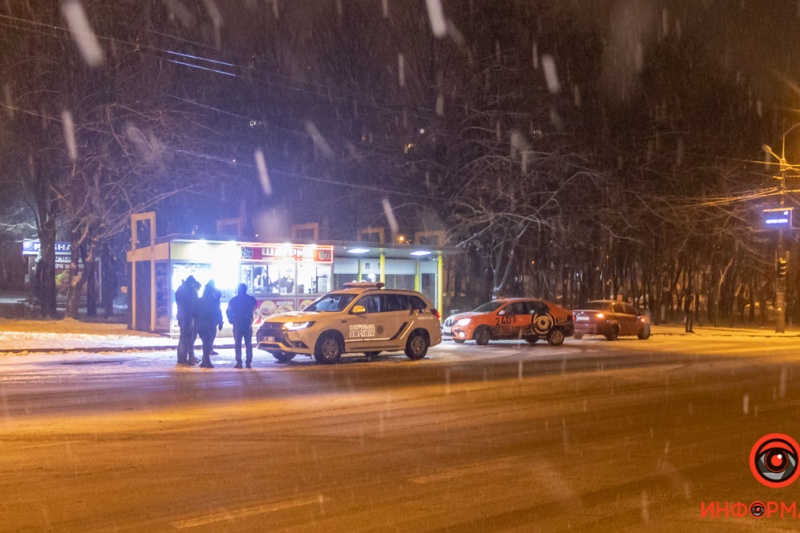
<box><xmin>240</xmin><ymin>244</ymin><xmax>333</xmax><ymax>263</ymax></box>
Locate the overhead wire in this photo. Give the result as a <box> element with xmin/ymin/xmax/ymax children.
<box><xmin>1</xmin><ymin>9</ymin><xmax>788</xmax><ymax>214</ymax></box>
<box><xmin>0</xmin><ymin>11</ymin><xmax>425</xmax><ymax>190</ymax></box>
<box><xmin>0</xmin><ymin>10</ymin><xmax>434</xmax><ymax>166</ymax></box>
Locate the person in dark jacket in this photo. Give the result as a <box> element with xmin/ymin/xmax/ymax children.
<box><xmin>175</xmin><ymin>276</ymin><xmax>201</xmax><ymax>365</ymax></box>
<box><xmin>226</xmin><ymin>283</ymin><xmax>258</xmax><ymax>369</ymax></box>
<box><xmin>195</xmin><ymin>280</ymin><xmax>223</xmax><ymax>368</ymax></box>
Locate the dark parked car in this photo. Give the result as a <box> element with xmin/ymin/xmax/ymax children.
<box><xmin>572</xmin><ymin>300</ymin><xmax>650</xmax><ymax>340</ymax></box>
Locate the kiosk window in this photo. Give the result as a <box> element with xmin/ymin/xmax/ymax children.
<box><xmin>297</xmin><ymin>263</ymin><xmax>330</xmax><ymax>295</ymax></box>
<box><xmin>272</xmin><ymin>263</ymin><xmax>296</xmax><ymax>295</ymax></box>
<box><xmin>241</xmin><ymin>263</ymin><xmax>295</xmax><ymax>295</ymax></box>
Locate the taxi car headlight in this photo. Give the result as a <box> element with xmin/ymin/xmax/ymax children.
<box><xmin>284</xmin><ymin>321</ymin><xmax>314</xmax><ymax>331</ymax></box>
<box><xmin>456</xmin><ymin>318</ymin><xmax>472</xmax><ymax>326</ymax></box>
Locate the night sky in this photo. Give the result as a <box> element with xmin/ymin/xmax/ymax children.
<box><xmin>2</xmin><ymin>0</ymin><xmax>800</xmax><ymax>321</ymax></box>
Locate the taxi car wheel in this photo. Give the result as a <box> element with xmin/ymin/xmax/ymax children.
<box><xmin>474</xmin><ymin>327</ymin><xmax>490</xmax><ymax>346</ymax></box>
<box><xmin>573</xmin><ymin>333</ymin><xmax>583</xmax><ymax>340</ymax></box>
<box><xmin>405</xmin><ymin>331</ymin><xmax>429</xmax><ymax>360</ymax></box>
<box><xmin>272</xmin><ymin>351</ymin><xmax>296</xmax><ymax>363</ymax></box>
<box><xmin>524</xmin><ymin>336</ymin><xmax>538</xmax><ymax>345</ymax></box>
<box><xmin>605</xmin><ymin>324</ymin><xmax>620</xmax><ymax>341</ymax></box>
<box><xmin>314</xmin><ymin>332</ymin><xmax>342</xmax><ymax>364</ymax></box>
<box><xmin>637</xmin><ymin>325</ymin><xmax>651</xmax><ymax>340</ymax></box>
<box><xmin>547</xmin><ymin>328</ymin><xmax>565</xmax><ymax>346</ymax></box>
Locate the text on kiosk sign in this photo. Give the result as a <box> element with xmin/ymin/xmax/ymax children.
<box><xmin>240</xmin><ymin>244</ymin><xmax>333</xmax><ymax>263</ymax></box>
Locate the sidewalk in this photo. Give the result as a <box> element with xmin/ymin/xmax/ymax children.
<box><xmin>0</xmin><ymin>318</ymin><xmax>236</xmax><ymax>354</ymax></box>
<box><xmin>652</xmin><ymin>324</ymin><xmax>800</xmax><ymax>338</ymax></box>
<box><xmin>1</xmin><ymin>318</ymin><xmax>799</xmax><ymax>355</ymax></box>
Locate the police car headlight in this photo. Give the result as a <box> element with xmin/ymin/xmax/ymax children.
<box><xmin>284</xmin><ymin>321</ymin><xmax>313</xmax><ymax>331</ymax></box>
<box><xmin>456</xmin><ymin>318</ymin><xmax>471</xmax><ymax>326</ymax></box>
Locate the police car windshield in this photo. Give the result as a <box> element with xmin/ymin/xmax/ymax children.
<box><xmin>305</xmin><ymin>293</ymin><xmax>357</xmax><ymax>312</ymax></box>
<box><xmin>473</xmin><ymin>301</ymin><xmax>504</xmax><ymax>313</ymax></box>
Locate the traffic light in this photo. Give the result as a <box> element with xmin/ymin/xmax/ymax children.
<box><xmin>778</xmin><ymin>257</ymin><xmax>789</xmax><ymax>277</ymax></box>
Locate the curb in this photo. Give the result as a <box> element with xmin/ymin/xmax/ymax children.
<box><xmin>0</xmin><ymin>343</ymin><xmax>238</xmax><ymax>355</ymax></box>
<box><xmin>3</xmin><ymin>330</ymin><xmax>799</xmax><ymax>355</ymax></box>
<box><xmin>650</xmin><ymin>330</ymin><xmax>800</xmax><ymax>339</ymax></box>
<box><xmin>654</xmin><ymin>334</ymin><xmax>800</xmax><ymax>338</ymax></box>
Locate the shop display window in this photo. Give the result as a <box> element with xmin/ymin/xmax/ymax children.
<box><xmin>241</xmin><ymin>263</ymin><xmax>296</xmax><ymax>296</ymax></box>
<box><xmin>297</xmin><ymin>263</ymin><xmax>331</xmax><ymax>295</ymax></box>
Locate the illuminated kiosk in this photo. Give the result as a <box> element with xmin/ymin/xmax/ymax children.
<box><xmin>127</xmin><ymin>234</ymin><xmax>451</xmax><ymax>336</ymax></box>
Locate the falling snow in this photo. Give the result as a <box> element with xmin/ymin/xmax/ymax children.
<box><xmin>254</xmin><ymin>149</ymin><xmax>272</xmax><ymax>195</ymax></box>
<box><xmin>61</xmin><ymin>0</ymin><xmax>104</xmax><ymax>67</ymax></box>
<box><xmin>381</xmin><ymin>198</ymin><xmax>399</xmax><ymax>236</ymax></box>
<box><xmin>304</xmin><ymin>121</ymin><xmax>334</xmax><ymax>158</ymax></box>
<box><xmin>424</xmin><ymin>0</ymin><xmax>447</xmax><ymax>38</ymax></box>
<box><xmin>541</xmin><ymin>54</ymin><xmax>560</xmax><ymax>94</ymax></box>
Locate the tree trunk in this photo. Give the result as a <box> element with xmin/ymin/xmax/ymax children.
<box><xmin>37</xmin><ymin>220</ymin><xmax>58</xmax><ymax>318</ymax></box>
<box><xmin>86</xmin><ymin>246</ymin><xmax>97</xmax><ymax>317</ymax></box>
<box><xmin>102</xmin><ymin>240</ymin><xmax>117</xmax><ymax>318</ymax></box>
<box><xmin>65</xmin><ymin>237</ymin><xmax>83</xmax><ymax>319</ymax></box>
<box><xmin>66</xmin><ymin>226</ymin><xmax>91</xmax><ymax>319</ymax></box>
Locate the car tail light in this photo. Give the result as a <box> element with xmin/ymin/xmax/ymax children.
<box><xmin>595</xmin><ymin>313</ymin><xmax>605</xmax><ymax>319</ymax></box>
<box><xmin>431</xmin><ymin>308</ymin><xmax>441</xmax><ymax>320</ymax></box>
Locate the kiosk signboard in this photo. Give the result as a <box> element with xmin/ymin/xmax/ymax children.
<box><xmin>240</xmin><ymin>244</ymin><xmax>333</xmax><ymax>263</ymax></box>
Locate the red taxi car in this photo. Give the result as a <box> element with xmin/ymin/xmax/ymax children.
<box><xmin>442</xmin><ymin>298</ymin><xmax>574</xmax><ymax>346</ymax></box>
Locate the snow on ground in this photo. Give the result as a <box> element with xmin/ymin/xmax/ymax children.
<box><xmin>0</xmin><ymin>317</ymin><xmax>798</xmax><ymax>355</ymax></box>
<box><xmin>0</xmin><ymin>318</ymin><xmax>176</xmax><ymax>352</ymax></box>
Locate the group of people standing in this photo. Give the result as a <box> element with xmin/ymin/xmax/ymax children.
<box><xmin>175</xmin><ymin>277</ymin><xmax>258</xmax><ymax>369</ymax></box>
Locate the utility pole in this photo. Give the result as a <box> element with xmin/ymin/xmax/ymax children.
<box><xmin>776</xmin><ymin>160</ymin><xmax>788</xmax><ymax>333</ymax></box>
<box><xmin>764</xmin><ymin>140</ymin><xmax>792</xmax><ymax>333</ymax></box>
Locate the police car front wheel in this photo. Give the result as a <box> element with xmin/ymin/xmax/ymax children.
<box><xmin>314</xmin><ymin>332</ymin><xmax>342</xmax><ymax>364</ymax></box>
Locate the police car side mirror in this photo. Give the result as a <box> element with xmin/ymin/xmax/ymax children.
<box><xmin>352</xmin><ymin>305</ymin><xmax>367</xmax><ymax>314</ymax></box>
